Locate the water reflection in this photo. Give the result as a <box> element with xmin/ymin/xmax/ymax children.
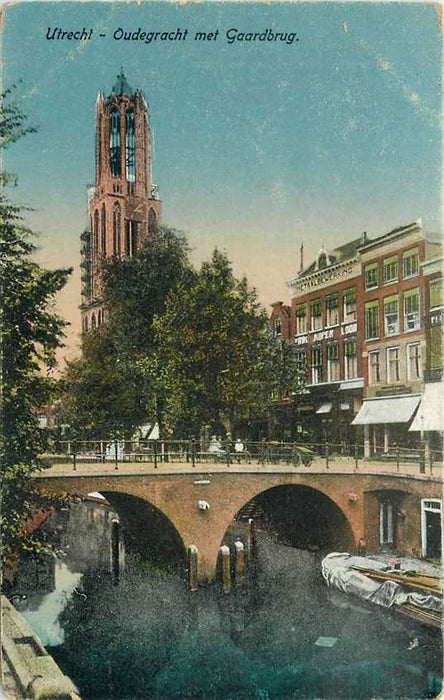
<box><xmin>11</xmin><ymin>499</ymin><xmax>444</xmax><ymax>699</ymax></box>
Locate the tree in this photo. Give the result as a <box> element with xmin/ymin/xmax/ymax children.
<box><xmin>58</xmin><ymin>227</ymin><xmax>191</xmax><ymax>439</ymax></box>
<box><xmin>154</xmin><ymin>249</ymin><xmax>276</xmax><ymax>438</ymax></box>
<box><xmin>0</xmin><ymin>87</ymin><xmax>72</xmax><ymax>555</ymax></box>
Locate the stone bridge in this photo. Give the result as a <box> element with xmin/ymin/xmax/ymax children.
<box><xmin>34</xmin><ymin>458</ymin><xmax>442</xmax><ymax>582</ymax></box>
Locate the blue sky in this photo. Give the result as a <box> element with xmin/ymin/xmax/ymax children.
<box><xmin>3</xmin><ymin>2</ymin><xmax>442</xmax><ymax>360</ymax></box>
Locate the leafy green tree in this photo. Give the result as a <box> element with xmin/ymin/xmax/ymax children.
<box><xmin>58</xmin><ymin>227</ymin><xmax>191</xmax><ymax>439</ymax></box>
<box><xmin>154</xmin><ymin>249</ymin><xmax>276</xmax><ymax>438</ymax></box>
<box><xmin>0</xmin><ymin>87</ymin><xmax>72</xmax><ymax>555</ymax></box>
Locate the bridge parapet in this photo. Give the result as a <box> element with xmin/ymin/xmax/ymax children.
<box><xmin>1</xmin><ymin>596</ymin><xmax>80</xmax><ymax>700</ymax></box>
<box><xmin>42</xmin><ymin>438</ymin><xmax>442</xmax><ymax>479</ymax></box>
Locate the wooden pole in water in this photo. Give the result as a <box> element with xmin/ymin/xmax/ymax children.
<box><xmin>220</xmin><ymin>545</ymin><xmax>231</xmax><ymax>594</ymax></box>
<box><xmin>234</xmin><ymin>540</ymin><xmax>245</xmax><ymax>586</ymax></box>
<box><xmin>111</xmin><ymin>518</ymin><xmax>120</xmax><ymax>585</ymax></box>
<box><xmin>188</xmin><ymin>545</ymin><xmax>199</xmax><ymax>592</ymax></box>
<box><xmin>247</xmin><ymin>518</ymin><xmax>256</xmax><ymax>561</ymax></box>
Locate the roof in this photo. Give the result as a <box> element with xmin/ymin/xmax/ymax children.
<box><xmin>298</xmin><ymin>236</ymin><xmax>364</xmax><ymax>278</ymax></box>
<box><xmin>111</xmin><ymin>70</ymin><xmax>133</xmax><ymax>97</ymax></box>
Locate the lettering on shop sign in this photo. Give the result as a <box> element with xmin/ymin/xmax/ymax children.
<box><xmin>289</xmin><ymin>261</ymin><xmax>358</xmax><ymax>294</ymax></box>
<box><xmin>312</xmin><ymin>329</ymin><xmax>334</xmax><ymax>342</ymax></box>
<box><xmin>293</xmin><ymin>335</ymin><xmax>309</xmax><ymax>346</ymax></box>
<box><xmin>341</xmin><ymin>322</ymin><xmax>357</xmax><ymax>335</ymax></box>
<box><xmin>431</xmin><ymin>311</ymin><xmax>444</xmax><ymax>326</ymax></box>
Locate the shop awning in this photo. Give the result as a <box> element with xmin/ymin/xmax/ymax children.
<box><xmin>316</xmin><ymin>402</ymin><xmax>332</xmax><ymax>414</ymax></box>
<box><xmin>351</xmin><ymin>395</ymin><xmax>421</xmax><ymax>426</ymax></box>
<box><xmin>409</xmin><ymin>383</ymin><xmax>443</xmax><ymax>432</ymax></box>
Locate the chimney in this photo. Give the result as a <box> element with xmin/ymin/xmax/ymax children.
<box><xmin>360</xmin><ymin>231</ymin><xmax>368</xmax><ymax>245</ymax></box>
<box><xmin>300</xmin><ymin>243</ymin><xmax>304</xmax><ymax>273</ymax></box>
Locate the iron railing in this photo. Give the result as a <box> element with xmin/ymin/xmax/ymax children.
<box><xmin>43</xmin><ymin>439</ymin><xmax>442</xmax><ymax>475</ymax></box>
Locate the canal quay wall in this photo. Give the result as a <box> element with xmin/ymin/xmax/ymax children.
<box><xmin>34</xmin><ymin>460</ymin><xmax>442</xmax><ymax>583</ymax></box>
<box><xmin>1</xmin><ymin>596</ymin><xmax>80</xmax><ymax>700</ymax></box>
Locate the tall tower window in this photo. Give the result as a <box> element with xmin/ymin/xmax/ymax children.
<box><xmin>93</xmin><ymin>210</ymin><xmax>99</xmax><ymax>256</ymax></box>
<box><xmin>110</xmin><ymin>109</ymin><xmax>121</xmax><ymax>177</ymax></box>
<box><xmin>101</xmin><ymin>204</ymin><xmax>106</xmax><ymax>255</ymax></box>
<box><xmin>148</xmin><ymin>208</ymin><xmax>157</xmax><ymax>236</ymax></box>
<box><xmin>126</xmin><ymin>110</ymin><xmax>136</xmax><ymax>183</ymax></box>
<box><xmin>113</xmin><ymin>203</ymin><xmax>121</xmax><ymax>255</ymax></box>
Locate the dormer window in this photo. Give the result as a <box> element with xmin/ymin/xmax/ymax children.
<box><xmin>110</xmin><ymin>109</ymin><xmax>121</xmax><ymax>177</ymax></box>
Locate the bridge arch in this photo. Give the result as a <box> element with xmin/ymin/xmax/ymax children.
<box><xmin>223</xmin><ymin>483</ymin><xmax>355</xmax><ymax>553</ymax></box>
<box><xmin>96</xmin><ymin>491</ymin><xmax>187</xmax><ymax>573</ymax></box>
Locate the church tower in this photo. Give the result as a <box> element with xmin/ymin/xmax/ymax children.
<box><xmin>80</xmin><ymin>71</ymin><xmax>161</xmax><ymax>332</ymax></box>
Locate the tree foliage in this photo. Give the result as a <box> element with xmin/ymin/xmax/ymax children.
<box><xmin>0</xmin><ymin>87</ymin><xmax>72</xmax><ymax>555</ymax></box>
<box><xmin>58</xmin><ymin>227</ymin><xmax>191</xmax><ymax>439</ymax></box>
<box><xmin>154</xmin><ymin>249</ymin><xmax>276</xmax><ymax>437</ymax></box>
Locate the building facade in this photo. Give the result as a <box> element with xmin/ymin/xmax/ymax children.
<box><xmin>270</xmin><ymin>220</ymin><xmax>442</xmax><ymax>456</ymax></box>
<box><xmin>353</xmin><ymin>221</ymin><xmax>442</xmax><ymax>456</ymax></box>
<box><xmin>271</xmin><ymin>235</ymin><xmax>367</xmax><ymax>448</ymax></box>
<box><xmin>80</xmin><ymin>72</ymin><xmax>161</xmax><ymax>331</ymax></box>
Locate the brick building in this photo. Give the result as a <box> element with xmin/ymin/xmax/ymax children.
<box><xmin>352</xmin><ymin>221</ymin><xmax>442</xmax><ymax>456</ymax></box>
<box><xmin>270</xmin><ymin>220</ymin><xmax>442</xmax><ymax>454</ymax></box>
<box><xmin>80</xmin><ymin>72</ymin><xmax>161</xmax><ymax>331</ymax></box>
<box><xmin>271</xmin><ymin>234</ymin><xmax>367</xmax><ymax>448</ymax></box>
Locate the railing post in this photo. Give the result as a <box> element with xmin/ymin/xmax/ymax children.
<box><xmin>354</xmin><ymin>445</ymin><xmax>359</xmax><ymax>471</ymax></box>
<box><xmin>325</xmin><ymin>441</ymin><xmax>329</xmax><ymax>469</ymax></box>
<box><xmin>153</xmin><ymin>440</ymin><xmax>158</xmax><ymax>469</ymax></box>
<box><xmin>419</xmin><ymin>441</ymin><xmax>426</xmax><ymax>474</ymax></box>
<box><xmin>72</xmin><ymin>441</ymin><xmax>77</xmax><ymax>471</ymax></box>
<box><xmin>191</xmin><ymin>437</ymin><xmax>196</xmax><ymax>468</ymax></box>
<box><xmin>396</xmin><ymin>447</ymin><xmax>400</xmax><ymax>472</ymax></box>
<box><xmin>114</xmin><ymin>439</ymin><xmax>119</xmax><ymax>470</ymax></box>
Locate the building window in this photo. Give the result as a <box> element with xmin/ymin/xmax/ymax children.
<box><xmin>343</xmin><ymin>287</ymin><xmax>357</xmax><ymax>323</ymax></box>
<box><xmin>311</xmin><ymin>299</ymin><xmax>322</xmax><ymax>331</ymax></box>
<box><xmin>294</xmin><ymin>349</ymin><xmax>307</xmax><ymax>382</ymax></box>
<box><xmin>311</xmin><ymin>345</ymin><xmax>323</xmax><ymax>384</ymax></box>
<box><xmin>365</xmin><ymin>301</ymin><xmax>380</xmax><ymax>340</ymax></box>
<box><xmin>380</xmin><ymin>500</ymin><xmax>394</xmax><ymax>545</ymax></box>
<box><xmin>429</xmin><ymin>278</ymin><xmax>443</xmax><ymax>309</ymax></box>
<box><xmin>404</xmin><ymin>288</ymin><xmax>420</xmax><ymax>331</ymax></box>
<box><xmin>407</xmin><ymin>343</ymin><xmax>422</xmax><ymax>380</ymax></box>
<box><xmin>369</xmin><ymin>351</ymin><xmax>381</xmax><ymax>385</ymax></box>
<box><xmin>131</xmin><ymin>220</ymin><xmax>138</xmax><ymax>255</ymax></box>
<box><xmin>93</xmin><ymin>210</ymin><xmax>99</xmax><ymax>256</ymax></box>
<box><xmin>113</xmin><ymin>203</ymin><xmax>121</xmax><ymax>255</ymax></box>
<box><xmin>148</xmin><ymin>208</ymin><xmax>158</xmax><ymax>236</ymax></box>
<box><xmin>125</xmin><ymin>110</ymin><xmax>136</xmax><ymax>182</ymax></box>
<box><xmin>273</xmin><ymin>316</ymin><xmax>282</xmax><ymax>337</ymax></box>
<box><xmin>365</xmin><ymin>262</ymin><xmax>379</xmax><ymax>290</ymax></box>
<box><xmin>101</xmin><ymin>204</ymin><xmax>106</xmax><ymax>255</ymax></box>
<box><xmin>403</xmin><ymin>247</ymin><xmax>419</xmax><ymax>279</ymax></box>
<box><xmin>110</xmin><ymin>109</ymin><xmax>121</xmax><ymax>177</ymax></box>
<box><xmin>295</xmin><ymin>304</ymin><xmax>307</xmax><ymax>334</ymax></box>
<box><xmin>383</xmin><ymin>256</ymin><xmax>398</xmax><ymax>285</ymax></box>
<box><xmin>327</xmin><ymin>342</ymin><xmax>340</xmax><ymax>381</ymax></box>
<box><xmin>326</xmin><ymin>294</ymin><xmax>339</xmax><ymax>327</ymax></box>
<box><xmin>383</xmin><ymin>295</ymin><xmax>399</xmax><ymax>336</ymax></box>
<box><xmin>430</xmin><ymin>325</ymin><xmax>444</xmax><ymax>370</ymax></box>
<box><xmin>344</xmin><ymin>337</ymin><xmax>357</xmax><ymax>380</ymax></box>
<box><xmin>387</xmin><ymin>347</ymin><xmax>401</xmax><ymax>383</ymax></box>
<box><xmin>421</xmin><ymin>499</ymin><xmax>442</xmax><ymax>559</ymax></box>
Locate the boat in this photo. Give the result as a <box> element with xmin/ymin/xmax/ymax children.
<box><xmin>321</xmin><ymin>552</ymin><xmax>442</xmax><ymax>630</ymax></box>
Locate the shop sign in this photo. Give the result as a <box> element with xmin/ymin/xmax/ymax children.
<box><xmin>341</xmin><ymin>322</ymin><xmax>357</xmax><ymax>336</ymax></box>
<box><xmin>375</xmin><ymin>385</ymin><xmax>412</xmax><ymax>397</ymax></box>
<box><xmin>430</xmin><ymin>310</ymin><xmax>444</xmax><ymax>326</ymax></box>
<box><xmin>293</xmin><ymin>334</ymin><xmax>308</xmax><ymax>345</ymax></box>
<box><xmin>312</xmin><ymin>329</ymin><xmax>335</xmax><ymax>342</ymax></box>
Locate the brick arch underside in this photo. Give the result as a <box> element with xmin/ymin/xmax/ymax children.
<box><xmin>37</xmin><ymin>480</ymin><xmax>188</xmax><ymax>572</ymax></box>
<box><xmin>225</xmin><ymin>483</ymin><xmax>356</xmax><ymax>553</ymax></box>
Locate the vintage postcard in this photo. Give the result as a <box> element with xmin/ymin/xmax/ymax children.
<box><xmin>0</xmin><ymin>1</ymin><xmax>442</xmax><ymax>699</ymax></box>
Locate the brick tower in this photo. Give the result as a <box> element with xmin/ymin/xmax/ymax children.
<box><xmin>80</xmin><ymin>71</ymin><xmax>161</xmax><ymax>332</ymax></box>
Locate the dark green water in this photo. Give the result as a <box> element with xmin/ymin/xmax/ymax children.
<box><xmin>14</xmin><ymin>501</ymin><xmax>444</xmax><ymax>699</ymax></box>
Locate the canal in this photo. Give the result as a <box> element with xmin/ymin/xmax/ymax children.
<box><xmin>10</xmin><ymin>497</ymin><xmax>443</xmax><ymax>699</ymax></box>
